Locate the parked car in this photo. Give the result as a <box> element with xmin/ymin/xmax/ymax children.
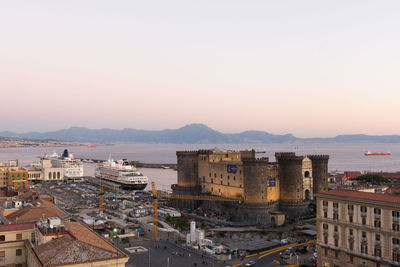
<box><xmin>245</xmin><ymin>261</ymin><xmax>256</xmax><ymax>266</ymax></box>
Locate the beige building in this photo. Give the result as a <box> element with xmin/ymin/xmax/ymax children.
<box><xmin>316</xmin><ymin>190</ymin><xmax>400</xmax><ymax>267</ymax></box>
<box><xmin>25</xmin><ymin>160</ymin><xmax>64</xmax><ymax>183</ymax></box>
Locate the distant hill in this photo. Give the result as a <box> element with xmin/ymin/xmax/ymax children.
<box><xmin>1</xmin><ymin>123</ymin><xmax>400</xmax><ymax>144</ymax></box>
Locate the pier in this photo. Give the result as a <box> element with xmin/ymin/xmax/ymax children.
<box><xmin>77</xmin><ymin>158</ymin><xmax>177</xmax><ymax>170</ymax></box>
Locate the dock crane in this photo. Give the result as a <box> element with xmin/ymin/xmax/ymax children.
<box><xmin>150</xmin><ymin>182</ymin><xmax>242</xmax><ymax>239</ymax></box>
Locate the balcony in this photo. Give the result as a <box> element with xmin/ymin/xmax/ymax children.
<box><xmin>323</xmin><ymin>228</ymin><xmax>329</xmax><ymax>234</ymax></box>
<box><xmin>361</xmin><ymin>211</ymin><xmax>367</xmax><ymax>217</ymax></box>
<box><xmin>323</xmin><ymin>206</ymin><xmax>328</xmax><ymax>212</ymax></box>
<box><xmin>361</xmin><ymin>237</ymin><xmax>368</xmax><ymax>243</ymax></box>
<box><xmin>374</xmin><ymin>240</ymin><xmax>381</xmax><ymax>245</ymax></box>
<box><xmin>393</xmin><ymin>216</ymin><xmax>399</xmax><ymax>222</ymax></box>
<box><xmin>374</xmin><ymin>213</ymin><xmax>381</xmax><ymax>219</ymax></box>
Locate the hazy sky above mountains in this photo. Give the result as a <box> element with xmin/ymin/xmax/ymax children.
<box><xmin>1</xmin><ymin>1</ymin><xmax>400</xmax><ymax>137</ymax></box>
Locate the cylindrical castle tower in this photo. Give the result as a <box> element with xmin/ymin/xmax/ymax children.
<box><xmin>242</xmin><ymin>157</ymin><xmax>270</xmax><ymax>204</ymax></box>
<box><xmin>275</xmin><ymin>153</ymin><xmax>304</xmax><ymax>202</ymax></box>
<box><xmin>308</xmin><ymin>155</ymin><xmax>329</xmax><ymax>194</ymax></box>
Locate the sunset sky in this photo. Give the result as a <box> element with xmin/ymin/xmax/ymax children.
<box><xmin>1</xmin><ymin>1</ymin><xmax>400</xmax><ymax>137</ymax></box>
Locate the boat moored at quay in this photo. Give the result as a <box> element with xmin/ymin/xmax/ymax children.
<box><xmin>95</xmin><ymin>158</ymin><xmax>148</xmax><ymax>190</ymax></box>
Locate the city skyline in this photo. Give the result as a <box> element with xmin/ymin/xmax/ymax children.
<box><xmin>1</xmin><ymin>1</ymin><xmax>400</xmax><ymax>137</ymax></box>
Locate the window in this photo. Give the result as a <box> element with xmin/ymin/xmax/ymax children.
<box><xmin>48</xmin><ymin>172</ymin><xmax>51</xmax><ymax>179</ymax></box>
<box><xmin>323</xmin><ymin>200</ymin><xmax>328</xmax><ymax>207</ymax></box>
<box><xmin>374</xmin><ymin>208</ymin><xmax>381</xmax><ymax>215</ymax></box>
<box><xmin>57</xmin><ymin>172</ymin><xmax>60</xmax><ymax>179</ymax></box>
<box><xmin>334</xmin><ymin>237</ymin><xmax>339</xmax><ymax>247</ymax></box>
<box><xmin>324</xmin><ymin>236</ymin><xmax>328</xmax><ymax>244</ymax></box>
<box><xmin>362</xmin><ymin>231</ymin><xmax>367</xmax><ymax>238</ymax></box>
<box><xmin>333</xmin><ymin>212</ymin><xmax>339</xmax><ymax>221</ymax></box>
<box><xmin>349</xmin><ymin>241</ymin><xmax>354</xmax><ymax>251</ymax></box>
<box><xmin>374</xmin><ymin>220</ymin><xmax>381</xmax><ymax>228</ymax></box>
<box><xmin>349</xmin><ymin>229</ymin><xmax>353</xmax><ymax>236</ymax></box>
<box><xmin>333</xmin><ymin>202</ymin><xmax>339</xmax><ymax>209</ymax></box>
<box><xmin>375</xmin><ymin>234</ymin><xmax>380</xmax><ymax>241</ymax></box>
<box><xmin>349</xmin><ymin>215</ymin><xmax>353</xmax><ymax>223</ymax></box>
<box><xmin>393</xmin><ymin>211</ymin><xmax>400</xmax><ymax>218</ymax></box>
<box><xmin>324</xmin><ymin>211</ymin><xmax>328</xmax><ymax>218</ymax></box>
<box><xmin>348</xmin><ymin>204</ymin><xmax>354</xmax><ymax>211</ymax></box>
<box><xmin>324</xmin><ymin>248</ymin><xmax>328</xmax><ymax>256</ymax></box>
<box><xmin>335</xmin><ymin>250</ymin><xmax>339</xmax><ymax>258</ymax></box>
<box><xmin>334</xmin><ymin>225</ymin><xmax>338</xmax><ymax>232</ymax></box>
<box><xmin>362</xmin><ymin>218</ymin><xmax>366</xmax><ymax>225</ymax></box>
<box><xmin>375</xmin><ymin>247</ymin><xmax>381</xmax><ymax>257</ymax></box>
<box><xmin>393</xmin><ymin>250</ymin><xmax>400</xmax><ymax>262</ymax></box>
<box><xmin>0</xmin><ymin>235</ymin><xmax>4</xmax><ymax>242</ymax></box>
<box><xmin>16</xmin><ymin>233</ymin><xmax>22</xmax><ymax>240</ymax></box>
<box><xmin>16</xmin><ymin>249</ymin><xmax>22</xmax><ymax>256</ymax></box>
<box><xmin>361</xmin><ymin>244</ymin><xmax>368</xmax><ymax>254</ymax></box>
<box><xmin>361</xmin><ymin>206</ymin><xmax>367</xmax><ymax>213</ymax></box>
<box><xmin>0</xmin><ymin>250</ymin><xmax>4</xmax><ymax>260</ymax></box>
<box><xmin>323</xmin><ymin>224</ymin><xmax>328</xmax><ymax>230</ymax></box>
<box><xmin>349</xmin><ymin>255</ymin><xmax>353</xmax><ymax>263</ymax></box>
<box><xmin>393</xmin><ymin>238</ymin><xmax>400</xmax><ymax>245</ymax></box>
<box><xmin>393</xmin><ymin>224</ymin><xmax>400</xmax><ymax>231</ymax></box>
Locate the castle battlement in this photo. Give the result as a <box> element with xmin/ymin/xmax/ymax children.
<box><xmin>308</xmin><ymin>155</ymin><xmax>330</xmax><ymax>161</ymax></box>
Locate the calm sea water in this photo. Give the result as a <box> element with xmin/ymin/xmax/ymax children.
<box><xmin>1</xmin><ymin>143</ymin><xmax>400</xmax><ymax>190</ymax></box>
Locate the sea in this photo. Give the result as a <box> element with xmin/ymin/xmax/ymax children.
<box><xmin>1</xmin><ymin>143</ymin><xmax>400</xmax><ymax>191</ymax></box>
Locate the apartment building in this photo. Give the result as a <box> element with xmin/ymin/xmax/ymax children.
<box><xmin>316</xmin><ymin>190</ymin><xmax>400</xmax><ymax>267</ymax></box>
<box><xmin>0</xmin><ymin>160</ymin><xmax>18</xmax><ymax>189</ymax></box>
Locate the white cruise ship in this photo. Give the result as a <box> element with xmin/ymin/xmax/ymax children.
<box><xmin>44</xmin><ymin>150</ymin><xmax>84</xmax><ymax>178</ymax></box>
<box><xmin>95</xmin><ymin>158</ymin><xmax>148</xmax><ymax>190</ymax></box>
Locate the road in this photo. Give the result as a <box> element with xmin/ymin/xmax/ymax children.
<box><xmin>125</xmin><ymin>240</ymin><xmax>315</xmax><ymax>267</ymax></box>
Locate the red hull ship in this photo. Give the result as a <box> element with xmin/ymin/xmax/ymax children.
<box><xmin>365</xmin><ymin>151</ymin><xmax>391</xmax><ymax>156</ymax></box>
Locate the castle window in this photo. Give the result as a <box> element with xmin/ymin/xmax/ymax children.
<box><xmin>304</xmin><ymin>171</ymin><xmax>310</xmax><ymax>177</ymax></box>
<box><xmin>239</xmin><ymin>184</ymin><xmax>242</xmax><ymax>188</ymax></box>
<box><xmin>228</xmin><ymin>176</ymin><xmax>230</xmax><ymax>180</ymax></box>
<box><xmin>220</xmin><ymin>174</ymin><xmax>223</xmax><ymax>178</ymax></box>
<box><xmin>233</xmin><ymin>176</ymin><xmax>236</xmax><ymax>180</ymax></box>
<box><xmin>214</xmin><ymin>173</ymin><xmax>216</xmax><ymax>178</ymax></box>
<box><xmin>228</xmin><ymin>182</ymin><xmax>230</xmax><ymax>186</ymax></box>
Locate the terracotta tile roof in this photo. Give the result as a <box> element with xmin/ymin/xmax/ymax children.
<box><xmin>5</xmin><ymin>199</ymin><xmax>67</xmax><ymax>223</ymax></box>
<box><xmin>318</xmin><ymin>189</ymin><xmax>400</xmax><ymax>204</ymax></box>
<box><xmin>63</xmin><ymin>220</ymin><xmax>123</xmax><ymax>255</ymax></box>
<box><xmin>0</xmin><ymin>222</ymin><xmax>35</xmax><ymax>232</ymax></box>
<box><xmin>33</xmin><ymin>234</ymin><xmax>121</xmax><ymax>266</ymax></box>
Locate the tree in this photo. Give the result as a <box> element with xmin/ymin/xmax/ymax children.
<box><xmin>354</xmin><ymin>174</ymin><xmax>389</xmax><ymax>184</ymax></box>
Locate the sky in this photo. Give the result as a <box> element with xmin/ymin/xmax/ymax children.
<box><xmin>1</xmin><ymin>1</ymin><xmax>400</xmax><ymax>137</ymax></box>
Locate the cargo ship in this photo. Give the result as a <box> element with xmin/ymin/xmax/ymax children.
<box><xmin>364</xmin><ymin>151</ymin><xmax>391</xmax><ymax>156</ymax></box>
<box><xmin>95</xmin><ymin>158</ymin><xmax>148</xmax><ymax>190</ymax></box>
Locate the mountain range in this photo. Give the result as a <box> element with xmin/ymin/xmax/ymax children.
<box><xmin>1</xmin><ymin>124</ymin><xmax>400</xmax><ymax>144</ymax></box>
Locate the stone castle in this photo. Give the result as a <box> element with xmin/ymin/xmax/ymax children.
<box><xmin>171</xmin><ymin>148</ymin><xmax>329</xmax><ymax>225</ymax></box>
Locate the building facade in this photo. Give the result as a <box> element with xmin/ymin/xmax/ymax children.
<box><xmin>316</xmin><ymin>190</ymin><xmax>400</xmax><ymax>267</ymax></box>
<box><xmin>8</xmin><ymin>170</ymin><xmax>29</xmax><ymax>191</ymax></box>
<box><xmin>0</xmin><ymin>160</ymin><xmax>18</xmax><ymax>189</ymax></box>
